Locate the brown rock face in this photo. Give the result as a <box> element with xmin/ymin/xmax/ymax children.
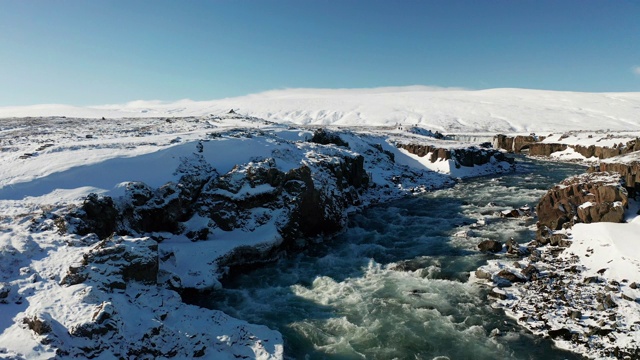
<box><xmin>493</xmin><ymin>135</ymin><xmax>639</xmax><ymax>160</ymax></box>
<box><xmin>528</xmin><ymin>143</ymin><xmax>568</xmax><ymax>156</ymax></box>
<box><xmin>592</xmin><ymin>160</ymin><xmax>640</xmax><ymax>197</ymax></box>
<box><xmin>535</xmin><ymin>172</ymin><xmax>628</xmax><ymax>231</ymax></box>
<box><xmin>398</xmin><ymin>143</ymin><xmax>514</xmax><ymax>167</ymax></box>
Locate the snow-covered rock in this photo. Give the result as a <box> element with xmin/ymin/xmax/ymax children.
<box><xmin>474</xmin><ymin>175</ymin><xmax>640</xmax><ymax>359</ymax></box>
<box><xmin>535</xmin><ymin>172</ymin><xmax>628</xmax><ymax>231</ymax></box>
<box><xmin>0</xmin><ymin>114</ymin><xmax>516</xmax><ymax>359</ymax></box>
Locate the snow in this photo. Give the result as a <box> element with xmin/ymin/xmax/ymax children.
<box><xmin>2</xmin><ymin>87</ymin><xmax>640</xmax><ymax>133</ymax></box>
<box><xmin>0</xmin><ymin>113</ymin><xmax>519</xmax><ymax>358</ymax></box>
<box><xmin>602</xmin><ymin>149</ymin><xmax>640</xmax><ymax>165</ymax></box>
<box><xmin>568</xmin><ymin>201</ymin><xmax>640</xmax><ymax>284</ymax></box>
<box><xmin>541</xmin><ymin>131</ymin><xmax>640</xmax><ymax>148</ymax></box>
<box><xmin>474</xmin><ymin>199</ymin><xmax>640</xmax><ymax>359</ymax></box>
<box><xmin>548</xmin><ymin>147</ymin><xmax>598</xmax><ymax>163</ymax></box>
<box><xmin>2</xmin><ymin>87</ymin><xmax>640</xmax><ymax>359</ymax></box>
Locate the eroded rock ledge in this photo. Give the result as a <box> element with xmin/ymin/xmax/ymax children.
<box><xmin>494</xmin><ymin>134</ymin><xmax>640</xmax><ymax>197</ymax></box>
<box><xmin>493</xmin><ymin>134</ymin><xmax>640</xmax><ymax>160</ymax></box>
<box><xmin>535</xmin><ymin>172</ymin><xmax>628</xmax><ymax>231</ymax></box>
<box><xmin>589</xmin><ymin>159</ymin><xmax>640</xmax><ymax>198</ymax></box>
<box><xmin>476</xmin><ymin>171</ymin><xmax>639</xmax><ymax>359</ymax></box>
<box><xmin>398</xmin><ymin>143</ymin><xmax>514</xmax><ymax>168</ymax></box>
<box><xmin>68</xmin><ymin>146</ymin><xmax>369</xmax><ymax>287</ymax></box>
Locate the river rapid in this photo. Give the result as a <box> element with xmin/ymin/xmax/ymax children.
<box><xmin>207</xmin><ymin>157</ymin><xmax>587</xmax><ymax>360</ymax></box>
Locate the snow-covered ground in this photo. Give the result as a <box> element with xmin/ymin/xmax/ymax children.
<box><xmin>0</xmin><ymin>113</ymin><xmax>516</xmax><ymax>358</ymax></box>
<box><xmin>2</xmin><ymin>86</ymin><xmax>640</xmax><ymax>359</ymax></box>
<box><xmin>2</xmin><ymin>86</ymin><xmax>640</xmax><ymax>133</ymax></box>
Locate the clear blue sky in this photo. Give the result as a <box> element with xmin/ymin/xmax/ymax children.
<box><xmin>1</xmin><ymin>0</ymin><xmax>639</xmax><ymax>106</ymax></box>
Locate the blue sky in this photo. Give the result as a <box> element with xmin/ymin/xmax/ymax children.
<box><xmin>1</xmin><ymin>0</ymin><xmax>639</xmax><ymax>106</ymax></box>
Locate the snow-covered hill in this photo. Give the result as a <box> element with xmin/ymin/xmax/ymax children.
<box><xmin>2</xmin><ymin>87</ymin><xmax>640</xmax><ymax>133</ymax></box>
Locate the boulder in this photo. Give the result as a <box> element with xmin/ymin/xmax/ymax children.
<box><xmin>477</xmin><ymin>240</ymin><xmax>503</xmax><ymax>253</ymax></box>
<box><xmin>23</xmin><ymin>315</ymin><xmax>52</xmax><ymax>335</ymax></box>
<box><xmin>548</xmin><ymin>328</ymin><xmax>572</xmax><ymax>340</ymax></box>
<box><xmin>496</xmin><ymin>269</ymin><xmax>526</xmax><ymax>283</ymax></box>
<box><xmin>71</xmin><ymin>194</ymin><xmax>119</xmax><ymax>239</ymax></box>
<box><xmin>310</xmin><ymin>128</ymin><xmax>349</xmax><ymax>147</ymax></box>
<box><xmin>520</xmin><ymin>264</ymin><xmax>539</xmax><ymax>280</ymax></box>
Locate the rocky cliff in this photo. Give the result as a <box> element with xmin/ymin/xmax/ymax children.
<box><xmin>589</xmin><ymin>157</ymin><xmax>640</xmax><ymax>198</ymax></box>
<box><xmin>398</xmin><ymin>143</ymin><xmax>514</xmax><ymax>168</ymax></box>
<box><xmin>535</xmin><ymin>172</ymin><xmax>628</xmax><ymax>232</ymax></box>
<box><xmin>493</xmin><ymin>134</ymin><xmax>639</xmax><ymax>160</ymax></box>
<box><xmin>69</xmin><ymin>144</ymin><xmax>370</xmax><ymax>285</ymax></box>
<box><xmin>492</xmin><ymin>134</ymin><xmax>541</xmax><ymax>153</ymax></box>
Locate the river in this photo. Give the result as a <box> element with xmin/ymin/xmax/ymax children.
<box><xmin>206</xmin><ymin>157</ymin><xmax>587</xmax><ymax>360</ymax></box>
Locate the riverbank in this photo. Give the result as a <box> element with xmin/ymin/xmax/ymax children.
<box><xmin>0</xmin><ymin>115</ymin><xmax>515</xmax><ymax>359</ymax></box>
<box><xmin>473</xmin><ymin>163</ymin><xmax>640</xmax><ymax>359</ymax></box>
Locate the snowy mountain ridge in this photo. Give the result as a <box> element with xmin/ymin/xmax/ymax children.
<box><xmin>2</xmin><ymin>87</ymin><xmax>640</xmax><ymax>133</ymax></box>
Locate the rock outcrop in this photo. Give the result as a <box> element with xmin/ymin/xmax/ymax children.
<box><xmin>494</xmin><ymin>135</ymin><xmax>640</xmax><ymax>159</ymax></box>
<box><xmin>527</xmin><ymin>143</ymin><xmax>568</xmax><ymax>157</ymax></box>
<box><xmin>398</xmin><ymin>143</ymin><xmax>514</xmax><ymax>167</ymax></box>
<box><xmin>535</xmin><ymin>172</ymin><xmax>628</xmax><ymax>232</ymax></box>
<box><xmin>589</xmin><ymin>159</ymin><xmax>640</xmax><ymax>197</ymax></box>
<box><xmin>66</xmin><ymin>138</ymin><xmax>370</xmax><ymax>290</ymax></box>
<box><xmin>60</xmin><ymin>236</ymin><xmax>159</xmax><ymax>289</ymax></box>
<box><xmin>476</xmin><ymin>242</ymin><xmax>640</xmax><ymax>359</ymax></box>
<box><xmin>493</xmin><ymin>134</ymin><xmax>541</xmax><ymax>153</ymax></box>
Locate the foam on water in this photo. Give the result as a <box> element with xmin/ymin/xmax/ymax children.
<box><xmin>207</xmin><ymin>157</ymin><xmax>586</xmax><ymax>359</ymax></box>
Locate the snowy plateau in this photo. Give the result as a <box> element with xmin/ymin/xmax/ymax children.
<box><xmin>1</xmin><ymin>87</ymin><xmax>640</xmax><ymax>359</ymax></box>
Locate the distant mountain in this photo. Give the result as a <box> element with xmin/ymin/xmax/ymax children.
<box><xmin>2</xmin><ymin>87</ymin><xmax>640</xmax><ymax>133</ymax></box>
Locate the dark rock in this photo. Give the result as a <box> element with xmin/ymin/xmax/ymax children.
<box><xmin>548</xmin><ymin>328</ymin><xmax>572</xmax><ymax>340</ymax></box>
<box><xmin>399</xmin><ymin>143</ymin><xmax>514</xmax><ymax>168</ymax></box>
<box><xmin>548</xmin><ymin>233</ymin><xmax>569</xmax><ymax>246</ymax></box>
<box><xmin>186</xmin><ymin>228</ymin><xmax>209</xmax><ymax>242</ymax></box>
<box><xmin>310</xmin><ymin>128</ymin><xmax>349</xmax><ymax>147</ymax></box>
<box><xmin>477</xmin><ymin>240</ymin><xmax>503</xmax><ymax>253</ymax></box>
<box><xmin>505</xmin><ymin>238</ymin><xmax>517</xmax><ymax>254</ymax></box>
<box><xmin>23</xmin><ymin>316</ymin><xmax>52</xmax><ymax>335</ymax></box>
<box><xmin>500</xmin><ymin>209</ymin><xmax>523</xmax><ymax>218</ymax></box>
<box><xmin>602</xmin><ymin>293</ymin><xmax>618</xmax><ymax>309</ymax></box>
<box><xmin>72</xmin><ymin>193</ymin><xmax>119</xmax><ymax>239</ymax></box>
<box><xmin>59</xmin><ymin>266</ymin><xmax>89</xmax><ymax>286</ymax></box>
<box><xmin>0</xmin><ymin>283</ymin><xmax>10</xmax><ymax>300</ymax></box>
<box><xmin>584</xmin><ymin>276</ymin><xmax>602</xmax><ymax>284</ymax></box>
<box><xmin>496</xmin><ymin>269</ymin><xmax>526</xmax><ymax>283</ymax></box>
